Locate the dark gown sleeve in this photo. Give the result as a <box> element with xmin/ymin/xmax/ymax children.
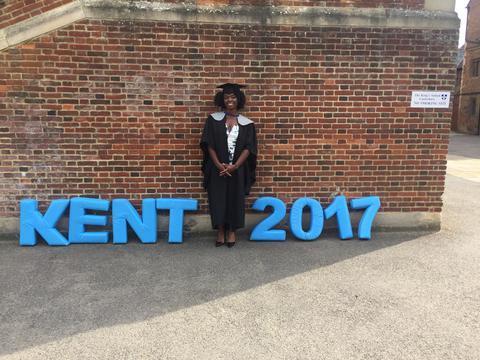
<box><xmin>200</xmin><ymin>116</ymin><xmax>215</xmax><ymax>190</ymax></box>
<box><xmin>244</xmin><ymin>123</ymin><xmax>257</xmax><ymax>195</ymax></box>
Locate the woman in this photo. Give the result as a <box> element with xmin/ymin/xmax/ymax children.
<box><xmin>200</xmin><ymin>83</ymin><xmax>257</xmax><ymax>247</ymax></box>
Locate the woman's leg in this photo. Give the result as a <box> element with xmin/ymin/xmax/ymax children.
<box><xmin>227</xmin><ymin>228</ymin><xmax>236</xmax><ymax>246</ymax></box>
<box><xmin>227</xmin><ymin>231</ymin><xmax>235</xmax><ymax>242</ymax></box>
<box><xmin>217</xmin><ymin>225</ymin><xmax>225</xmax><ymax>244</ymax></box>
<box><xmin>208</xmin><ymin>172</ymin><xmax>227</xmax><ymax>246</ymax></box>
<box><xmin>224</xmin><ymin>171</ymin><xmax>242</xmax><ymax>247</ymax></box>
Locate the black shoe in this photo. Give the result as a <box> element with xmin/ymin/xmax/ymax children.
<box><xmin>215</xmin><ymin>241</ymin><xmax>225</xmax><ymax>247</ymax></box>
<box><xmin>227</xmin><ymin>241</ymin><xmax>235</xmax><ymax>248</ymax></box>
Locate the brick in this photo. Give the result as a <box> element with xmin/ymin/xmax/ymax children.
<box><xmin>0</xmin><ymin>18</ymin><xmax>457</xmax><ymax>216</ymax></box>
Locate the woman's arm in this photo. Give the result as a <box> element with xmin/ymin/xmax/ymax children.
<box><xmin>234</xmin><ymin>149</ymin><xmax>250</xmax><ymax>169</ymax></box>
<box><xmin>220</xmin><ymin>149</ymin><xmax>250</xmax><ymax>176</ymax></box>
<box><xmin>208</xmin><ymin>146</ymin><xmax>229</xmax><ymax>175</ymax></box>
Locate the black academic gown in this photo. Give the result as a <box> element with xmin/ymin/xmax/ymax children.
<box><xmin>200</xmin><ymin>112</ymin><xmax>257</xmax><ymax>230</ymax></box>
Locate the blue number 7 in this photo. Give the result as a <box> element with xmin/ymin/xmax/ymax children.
<box><xmin>350</xmin><ymin>196</ymin><xmax>381</xmax><ymax>240</ymax></box>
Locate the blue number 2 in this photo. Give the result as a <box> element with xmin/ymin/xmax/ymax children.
<box><xmin>250</xmin><ymin>197</ymin><xmax>287</xmax><ymax>241</ymax></box>
<box><xmin>350</xmin><ymin>196</ymin><xmax>381</xmax><ymax>240</ymax></box>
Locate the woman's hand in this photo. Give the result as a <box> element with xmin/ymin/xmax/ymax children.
<box><xmin>219</xmin><ymin>163</ymin><xmax>237</xmax><ymax>177</ymax></box>
<box><xmin>217</xmin><ymin>163</ymin><xmax>231</xmax><ymax>177</ymax></box>
<box><xmin>216</xmin><ymin>162</ymin><xmax>228</xmax><ymax>175</ymax></box>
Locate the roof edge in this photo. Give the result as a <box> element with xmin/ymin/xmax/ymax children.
<box><xmin>0</xmin><ymin>1</ymin><xmax>85</xmax><ymax>51</ymax></box>
<box><xmin>1</xmin><ymin>0</ymin><xmax>460</xmax><ymax>51</ymax></box>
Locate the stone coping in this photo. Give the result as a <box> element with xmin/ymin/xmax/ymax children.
<box><xmin>0</xmin><ymin>0</ymin><xmax>460</xmax><ymax>51</ymax></box>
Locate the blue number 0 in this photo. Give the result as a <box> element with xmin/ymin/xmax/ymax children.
<box><xmin>289</xmin><ymin>197</ymin><xmax>324</xmax><ymax>241</ymax></box>
<box><xmin>350</xmin><ymin>196</ymin><xmax>381</xmax><ymax>240</ymax></box>
<box><xmin>250</xmin><ymin>197</ymin><xmax>287</xmax><ymax>241</ymax></box>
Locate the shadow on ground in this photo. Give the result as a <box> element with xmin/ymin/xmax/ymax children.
<box><xmin>0</xmin><ymin>132</ymin><xmax>477</xmax><ymax>357</ymax></box>
<box><xmin>0</xmin><ymin>230</ymin><xmax>430</xmax><ymax>356</ymax></box>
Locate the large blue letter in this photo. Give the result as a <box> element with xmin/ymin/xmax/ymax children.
<box><xmin>69</xmin><ymin>197</ymin><xmax>110</xmax><ymax>244</ymax></box>
<box><xmin>156</xmin><ymin>198</ymin><xmax>197</xmax><ymax>243</ymax></box>
<box><xmin>324</xmin><ymin>195</ymin><xmax>354</xmax><ymax>240</ymax></box>
<box><xmin>112</xmin><ymin>199</ymin><xmax>157</xmax><ymax>244</ymax></box>
<box><xmin>250</xmin><ymin>197</ymin><xmax>287</xmax><ymax>241</ymax></box>
<box><xmin>20</xmin><ymin>199</ymin><xmax>70</xmax><ymax>246</ymax></box>
<box><xmin>289</xmin><ymin>197</ymin><xmax>323</xmax><ymax>241</ymax></box>
<box><xmin>350</xmin><ymin>196</ymin><xmax>381</xmax><ymax>240</ymax></box>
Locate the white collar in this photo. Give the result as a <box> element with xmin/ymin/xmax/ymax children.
<box><xmin>210</xmin><ymin>112</ymin><xmax>253</xmax><ymax>125</ymax></box>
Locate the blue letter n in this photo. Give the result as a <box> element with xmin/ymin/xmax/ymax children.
<box><xmin>112</xmin><ymin>199</ymin><xmax>157</xmax><ymax>244</ymax></box>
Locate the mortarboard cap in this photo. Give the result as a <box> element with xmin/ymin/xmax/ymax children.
<box><xmin>217</xmin><ymin>83</ymin><xmax>247</xmax><ymax>92</ymax></box>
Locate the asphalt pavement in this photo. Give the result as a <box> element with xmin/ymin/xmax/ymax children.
<box><xmin>0</xmin><ymin>132</ymin><xmax>479</xmax><ymax>359</ymax></box>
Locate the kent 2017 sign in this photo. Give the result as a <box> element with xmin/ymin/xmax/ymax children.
<box><xmin>19</xmin><ymin>196</ymin><xmax>380</xmax><ymax>246</ymax></box>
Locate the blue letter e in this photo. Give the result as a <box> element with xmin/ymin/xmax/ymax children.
<box><xmin>69</xmin><ymin>197</ymin><xmax>110</xmax><ymax>244</ymax></box>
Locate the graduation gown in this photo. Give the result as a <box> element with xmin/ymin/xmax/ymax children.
<box><xmin>200</xmin><ymin>112</ymin><xmax>257</xmax><ymax>230</ymax></box>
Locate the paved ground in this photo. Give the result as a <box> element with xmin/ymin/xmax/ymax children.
<box><xmin>0</xmin><ymin>132</ymin><xmax>479</xmax><ymax>359</ymax></box>
<box><xmin>447</xmin><ymin>132</ymin><xmax>480</xmax><ymax>182</ymax></box>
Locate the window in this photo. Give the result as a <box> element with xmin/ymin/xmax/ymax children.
<box><xmin>471</xmin><ymin>97</ymin><xmax>477</xmax><ymax>116</ymax></box>
<box><xmin>473</xmin><ymin>58</ymin><xmax>480</xmax><ymax>77</ymax></box>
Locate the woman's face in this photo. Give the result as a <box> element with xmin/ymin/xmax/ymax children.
<box><xmin>223</xmin><ymin>92</ymin><xmax>238</xmax><ymax>112</ymax></box>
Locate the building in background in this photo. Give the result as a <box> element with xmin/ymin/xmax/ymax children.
<box><xmin>457</xmin><ymin>0</ymin><xmax>480</xmax><ymax>134</ymax></box>
<box><xmin>452</xmin><ymin>45</ymin><xmax>465</xmax><ymax>130</ymax></box>
<box><xmin>0</xmin><ymin>1</ymin><xmax>459</xmax><ymax>234</ymax></box>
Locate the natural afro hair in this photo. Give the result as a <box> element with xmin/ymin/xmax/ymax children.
<box><xmin>214</xmin><ymin>88</ymin><xmax>246</xmax><ymax>110</ymax></box>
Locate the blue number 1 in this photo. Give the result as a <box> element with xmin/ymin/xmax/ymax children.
<box><xmin>350</xmin><ymin>196</ymin><xmax>381</xmax><ymax>240</ymax></box>
<box><xmin>323</xmin><ymin>195</ymin><xmax>353</xmax><ymax>240</ymax></box>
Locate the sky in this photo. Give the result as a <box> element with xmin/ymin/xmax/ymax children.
<box><xmin>455</xmin><ymin>0</ymin><xmax>469</xmax><ymax>47</ymax></box>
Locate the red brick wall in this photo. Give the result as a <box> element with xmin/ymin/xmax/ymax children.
<box><xmin>0</xmin><ymin>19</ymin><xmax>456</xmax><ymax>216</ymax></box>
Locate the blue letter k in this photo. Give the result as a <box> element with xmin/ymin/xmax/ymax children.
<box><xmin>20</xmin><ymin>199</ymin><xmax>70</xmax><ymax>246</ymax></box>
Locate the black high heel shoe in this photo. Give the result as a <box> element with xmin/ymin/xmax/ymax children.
<box><xmin>216</xmin><ymin>232</ymin><xmax>225</xmax><ymax>247</ymax></box>
<box><xmin>226</xmin><ymin>232</ymin><xmax>236</xmax><ymax>248</ymax></box>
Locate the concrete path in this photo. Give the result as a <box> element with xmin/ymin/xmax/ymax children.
<box><xmin>0</xmin><ymin>132</ymin><xmax>479</xmax><ymax>359</ymax></box>
<box><xmin>447</xmin><ymin>132</ymin><xmax>480</xmax><ymax>182</ymax></box>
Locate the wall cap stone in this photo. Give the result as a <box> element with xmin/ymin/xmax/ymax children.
<box><xmin>0</xmin><ymin>0</ymin><xmax>460</xmax><ymax>51</ymax></box>
<box><xmin>0</xmin><ymin>1</ymin><xmax>85</xmax><ymax>50</ymax></box>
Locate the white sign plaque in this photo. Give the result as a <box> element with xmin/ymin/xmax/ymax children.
<box><xmin>410</xmin><ymin>91</ymin><xmax>450</xmax><ymax>108</ymax></box>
